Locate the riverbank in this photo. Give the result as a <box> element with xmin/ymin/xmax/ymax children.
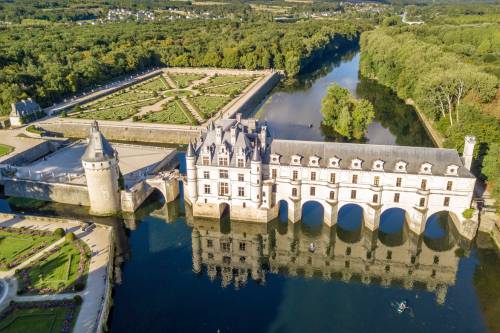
<box><xmin>0</xmin><ymin>213</ymin><xmax>113</xmax><ymax>333</ymax></box>
<box><xmin>405</xmin><ymin>98</ymin><xmax>445</xmax><ymax>148</ymax></box>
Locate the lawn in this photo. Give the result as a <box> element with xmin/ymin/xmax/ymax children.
<box><xmin>198</xmin><ymin>74</ymin><xmax>255</xmax><ymax>89</ymax></box>
<box><xmin>17</xmin><ymin>240</ymin><xmax>89</xmax><ymax>294</ymax></box>
<box><xmin>168</xmin><ymin>73</ymin><xmax>206</xmax><ymax>88</ymax></box>
<box><xmin>140</xmin><ymin>101</ymin><xmax>197</xmax><ymax>125</ymax></box>
<box><xmin>189</xmin><ymin>95</ymin><xmax>231</xmax><ymax>119</ymax></box>
<box><xmin>203</xmin><ymin>81</ymin><xmax>253</xmax><ymax>95</ymax></box>
<box><xmin>138</xmin><ymin>76</ymin><xmax>170</xmax><ymax>91</ymax></box>
<box><xmin>0</xmin><ymin>144</ymin><xmax>14</xmax><ymax>157</ymax></box>
<box><xmin>0</xmin><ymin>230</ymin><xmax>58</xmax><ymax>271</ymax></box>
<box><xmin>0</xmin><ymin>301</ymin><xmax>79</xmax><ymax>333</ymax></box>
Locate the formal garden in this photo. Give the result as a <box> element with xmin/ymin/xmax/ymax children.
<box><xmin>0</xmin><ymin>299</ymin><xmax>80</xmax><ymax>333</ymax></box>
<box><xmin>0</xmin><ymin>228</ymin><xmax>59</xmax><ymax>271</ymax></box>
<box><xmin>64</xmin><ymin>70</ymin><xmax>263</xmax><ymax>125</ymax></box>
<box><xmin>0</xmin><ymin>144</ymin><xmax>13</xmax><ymax>158</ymax></box>
<box><xmin>15</xmin><ymin>234</ymin><xmax>91</xmax><ymax>295</ymax></box>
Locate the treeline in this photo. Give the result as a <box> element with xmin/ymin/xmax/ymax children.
<box><xmin>360</xmin><ymin>27</ymin><xmax>500</xmax><ymax>210</ymax></box>
<box><xmin>0</xmin><ymin>18</ymin><xmax>365</xmax><ymax>115</ymax></box>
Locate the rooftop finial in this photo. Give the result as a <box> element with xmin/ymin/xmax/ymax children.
<box><xmin>186</xmin><ymin>141</ymin><xmax>195</xmax><ymax>157</ymax></box>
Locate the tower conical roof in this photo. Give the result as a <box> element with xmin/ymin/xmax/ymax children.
<box><xmin>82</xmin><ymin>121</ymin><xmax>116</xmax><ymax>162</ymax></box>
<box><xmin>186</xmin><ymin>142</ymin><xmax>195</xmax><ymax>157</ymax></box>
<box><xmin>252</xmin><ymin>146</ymin><xmax>261</xmax><ymax>162</ymax></box>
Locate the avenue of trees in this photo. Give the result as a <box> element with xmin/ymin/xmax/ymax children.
<box><xmin>360</xmin><ymin>21</ymin><xmax>500</xmax><ymax>210</ymax></box>
<box><xmin>0</xmin><ymin>18</ymin><xmax>365</xmax><ymax>115</ymax></box>
<box><xmin>321</xmin><ymin>83</ymin><xmax>374</xmax><ymax>140</ymax></box>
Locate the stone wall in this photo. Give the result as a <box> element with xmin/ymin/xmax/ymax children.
<box><xmin>0</xmin><ymin>140</ymin><xmax>63</xmax><ymax>166</ymax></box>
<box><xmin>37</xmin><ymin>120</ymin><xmax>201</xmax><ymax>144</ymax></box>
<box><xmin>4</xmin><ymin>179</ymin><xmax>90</xmax><ymax>206</ymax></box>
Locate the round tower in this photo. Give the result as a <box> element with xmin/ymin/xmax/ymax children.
<box><xmin>81</xmin><ymin>121</ymin><xmax>121</xmax><ymax>216</ymax></box>
<box><xmin>462</xmin><ymin>135</ymin><xmax>476</xmax><ymax>171</ymax></box>
<box><xmin>250</xmin><ymin>146</ymin><xmax>262</xmax><ymax>205</ymax></box>
<box><xmin>186</xmin><ymin>142</ymin><xmax>198</xmax><ymax>203</ymax></box>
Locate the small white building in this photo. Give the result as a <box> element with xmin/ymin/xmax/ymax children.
<box><xmin>185</xmin><ymin>116</ymin><xmax>478</xmax><ymax>240</ymax></box>
<box><xmin>9</xmin><ymin>98</ymin><xmax>43</xmax><ymax>127</ymax></box>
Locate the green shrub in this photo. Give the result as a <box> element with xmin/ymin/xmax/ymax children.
<box><xmin>54</xmin><ymin>228</ymin><xmax>65</xmax><ymax>238</ymax></box>
<box><xmin>73</xmin><ymin>295</ymin><xmax>83</xmax><ymax>305</ymax></box>
<box><xmin>65</xmin><ymin>232</ymin><xmax>76</xmax><ymax>242</ymax></box>
<box><xmin>462</xmin><ymin>208</ymin><xmax>475</xmax><ymax>219</ymax></box>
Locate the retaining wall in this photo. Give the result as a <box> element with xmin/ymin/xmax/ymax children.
<box><xmin>0</xmin><ymin>140</ymin><xmax>63</xmax><ymax>166</ymax></box>
<box><xmin>4</xmin><ymin>179</ymin><xmax>90</xmax><ymax>206</ymax></box>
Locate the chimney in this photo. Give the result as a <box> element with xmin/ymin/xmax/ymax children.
<box><xmin>215</xmin><ymin>126</ymin><xmax>223</xmax><ymax>144</ymax></box>
<box><xmin>236</xmin><ymin>113</ymin><xmax>242</xmax><ymax>123</ymax></box>
<box><xmin>463</xmin><ymin>135</ymin><xmax>476</xmax><ymax>171</ymax></box>
<box><xmin>230</xmin><ymin>126</ymin><xmax>238</xmax><ymax>146</ymax></box>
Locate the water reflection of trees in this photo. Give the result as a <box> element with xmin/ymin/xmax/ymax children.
<box><xmin>356</xmin><ymin>78</ymin><xmax>434</xmax><ymax>147</ymax></box>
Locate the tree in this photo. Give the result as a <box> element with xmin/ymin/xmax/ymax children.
<box><xmin>321</xmin><ymin>83</ymin><xmax>374</xmax><ymax>139</ymax></box>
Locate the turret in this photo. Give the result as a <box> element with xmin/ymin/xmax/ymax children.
<box><xmin>462</xmin><ymin>135</ymin><xmax>476</xmax><ymax>171</ymax></box>
<box><xmin>81</xmin><ymin>121</ymin><xmax>121</xmax><ymax>215</ymax></box>
<box><xmin>186</xmin><ymin>141</ymin><xmax>198</xmax><ymax>203</ymax></box>
<box><xmin>250</xmin><ymin>146</ymin><xmax>262</xmax><ymax>205</ymax></box>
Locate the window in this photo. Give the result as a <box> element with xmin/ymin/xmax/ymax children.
<box><xmin>311</xmin><ymin>172</ymin><xmax>316</xmax><ymax>181</ymax></box>
<box><xmin>208</xmin><ymin>253</ymin><xmax>214</xmax><ymax>259</ymax></box>
<box><xmin>292</xmin><ymin>188</ymin><xmax>298</xmax><ymax>197</ymax></box>
<box><xmin>223</xmin><ymin>256</ymin><xmax>231</xmax><ymax>265</ymax></box>
<box><xmin>238</xmin><ymin>187</ymin><xmax>245</xmax><ymax>197</ymax></box>
<box><xmin>219</xmin><ymin>157</ymin><xmax>228</xmax><ymax>166</ymax></box>
<box><xmin>372</xmin><ymin>194</ymin><xmax>378</xmax><ymax>203</ymax></box>
<box><xmin>444</xmin><ymin>197</ymin><xmax>450</xmax><ymax>207</ymax></box>
<box><xmin>239</xmin><ymin>242</ymin><xmax>246</xmax><ymax>251</ymax></box>
<box><xmin>292</xmin><ymin>170</ymin><xmax>298</xmax><ymax>181</ymax></box>
<box><xmin>421</xmin><ymin>179</ymin><xmax>427</xmax><ymax>190</ymax></box>
<box><xmin>419</xmin><ymin>198</ymin><xmax>425</xmax><ymax>207</ymax></box>
<box><xmin>346</xmin><ymin>247</ymin><xmax>351</xmax><ymax>255</ymax></box>
<box><xmin>207</xmin><ymin>239</ymin><xmax>213</xmax><ymax>248</ymax></box>
<box><xmin>374</xmin><ymin>176</ymin><xmax>380</xmax><ymax>186</ymax></box>
<box><xmin>433</xmin><ymin>255</ymin><xmax>439</xmax><ymax>264</ymax></box>
<box><xmin>237</xmin><ymin>159</ymin><xmax>244</xmax><ymax>168</ymax></box>
<box><xmin>329</xmin><ymin>191</ymin><xmax>335</xmax><ymax>200</ymax></box>
<box><xmin>330</xmin><ymin>173</ymin><xmax>336</xmax><ymax>183</ymax></box>
<box><xmin>219</xmin><ymin>170</ymin><xmax>228</xmax><ymax>179</ymax></box>
<box><xmin>446</xmin><ymin>181</ymin><xmax>453</xmax><ymax>191</ymax></box>
<box><xmin>203</xmin><ymin>171</ymin><xmax>210</xmax><ymax>179</ymax></box>
<box><xmin>219</xmin><ymin>182</ymin><xmax>229</xmax><ymax>196</ymax></box>
<box><xmin>238</xmin><ymin>174</ymin><xmax>244</xmax><ymax>181</ymax></box>
<box><xmin>240</xmin><ymin>256</ymin><xmax>246</xmax><ymax>263</ymax></box>
<box><xmin>396</xmin><ymin>177</ymin><xmax>402</xmax><ymax>187</ymax></box>
<box><xmin>352</xmin><ymin>174</ymin><xmax>358</xmax><ymax>184</ymax></box>
<box><xmin>204</xmin><ymin>184</ymin><xmax>211</xmax><ymax>194</ymax></box>
<box><xmin>221</xmin><ymin>242</ymin><xmax>230</xmax><ymax>252</ymax></box>
<box><xmin>271</xmin><ymin>169</ymin><xmax>277</xmax><ymax>179</ymax></box>
<box><xmin>310</xmin><ymin>187</ymin><xmax>315</xmax><ymax>196</ymax></box>
<box><xmin>351</xmin><ymin>190</ymin><xmax>357</xmax><ymax>199</ymax></box>
<box><xmin>202</xmin><ymin>156</ymin><xmax>209</xmax><ymax>165</ymax></box>
<box><xmin>387</xmin><ymin>251</ymin><xmax>392</xmax><ymax>260</ymax></box>
<box><xmin>394</xmin><ymin>193</ymin><xmax>400</xmax><ymax>203</ymax></box>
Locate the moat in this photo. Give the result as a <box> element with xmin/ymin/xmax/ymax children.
<box><xmin>0</xmin><ymin>47</ymin><xmax>497</xmax><ymax>333</ymax></box>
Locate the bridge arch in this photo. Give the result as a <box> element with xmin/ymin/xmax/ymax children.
<box><xmin>300</xmin><ymin>200</ymin><xmax>325</xmax><ymax>230</ymax></box>
<box><xmin>378</xmin><ymin>208</ymin><xmax>409</xmax><ymax>247</ymax></box>
<box><xmin>336</xmin><ymin>203</ymin><xmax>364</xmax><ymax>244</ymax></box>
<box><xmin>423</xmin><ymin>211</ymin><xmax>458</xmax><ymax>252</ymax></box>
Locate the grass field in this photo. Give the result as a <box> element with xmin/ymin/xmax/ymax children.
<box><xmin>140</xmin><ymin>101</ymin><xmax>197</xmax><ymax>125</ymax></box>
<box><xmin>0</xmin><ymin>230</ymin><xmax>58</xmax><ymax>270</ymax></box>
<box><xmin>18</xmin><ymin>241</ymin><xmax>87</xmax><ymax>294</ymax></box>
<box><xmin>0</xmin><ymin>303</ymin><xmax>79</xmax><ymax>333</ymax></box>
<box><xmin>169</xmin><ymin>73</ymin><xmax>206</xmax><ymax>88</ymax></box>
<box><xmin>189</xmin><ymin>95</ymin><xmax>231</xmax><ymax>119</ymax></box>
<box><xmin>203</xmin><ymin>81</ymin><xmax>252</xmax><ymax>95</ymax></box>
<box><xmin>198</xmin><ymin>75</ymin><xmax>254</xmax><ymax>89</ymax></box>
<box><xmin>0</xmin><ymin>144</ymin><xmax>14</xmax><ymax>157</ymax></box>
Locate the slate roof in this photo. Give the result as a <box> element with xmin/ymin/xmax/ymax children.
<box><xmin>266</xmin><ymin>139</ymin><xmax>473</xmax><ymax>177</ymax></box>
<box><xmin>82</xmin><ymin>121</ymin><xmax>116</xmax><ymax>162</ymax></box>
<box><xmin>10</xmin><ymin>98</ymin><xmax>41</xmax><ymax>117</ymax></box>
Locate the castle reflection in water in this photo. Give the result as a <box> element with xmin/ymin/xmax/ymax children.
<box><xmin>126</xmin><ymin>198</ymin><xmax>469</xmax><ymax>306</ymax></box>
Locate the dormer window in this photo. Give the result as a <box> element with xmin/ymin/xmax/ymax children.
<box><xmin>395</xmin><ymin>161</ymin><xmax>407</xmax><ymax>172</ymax></box>
<box><xmin>420</xmin><ymin>162</ymin><xmax>433</xmax><ymax>174</ymax></box>
<box><xmin>291</xmin><ymin>155</ymin><xmax>302</xmax><ymax>166</ymax></box>
<box><xmin>329</xmin><ymin>157</ymin><xmax>340</xmax><ymax>168</ymax></box>
<box><xmin>351</xmin><ymin>158</ymin><xmax>363</xmax><ymax>169</ymax></box>
<box><xmin>372</xmin><ymin>160</ymin><xmax>384</xmax><ymax>171</ymax></box>
<box><xmin>446</xmin><ymin>164</ymin><xmax>459</xmax><ymax>176</ymax></box>
<box><xmin>270</xmin><ymin>154</ymin><xmax>281</xmax><ymax>164</ymax></box>
<box><xmin>309</xmin><ymin>156</ymin><xmax>320</xmax><ymax>167</ymax></box>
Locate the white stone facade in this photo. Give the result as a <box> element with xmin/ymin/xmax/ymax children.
<box><xmin>186</xmin><ymin>117</ymin><xmax>478</xmax><ymax>239</ymax></box>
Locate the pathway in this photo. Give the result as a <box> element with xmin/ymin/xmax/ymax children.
<box><xmin>130</xmin><ymin>96</ymin><xmax>175</xmax><ymax>120</ymax></box>
<box><xmin>181</xmin><ymin>97</ymin><xmax>205</xmax><ymax>123</ymax></box>
<box><xmin>0</xmin><ymin>214</ymin><xmax>112</xmax><ymax>333</ymax></box>
<box><xmin>163</xmin><ymin>73</ymin><xmax>178</xmax><ymax>89</ymax></box>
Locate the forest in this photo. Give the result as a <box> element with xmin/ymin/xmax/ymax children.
<box><xmin>359</xmin><ymin>4</ymin><xmax>500</xmax><ymax>211</ymax></box>
<box><xmin>0</xmin><ymin>18</ymin><xmax>366</xmax><ymax>115</ymax></box>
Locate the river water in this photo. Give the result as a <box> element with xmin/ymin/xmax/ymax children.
<box><xmin>0</xmin><ymin>47</ymin><xmax>498</xmax><ymax>332</ymax></box>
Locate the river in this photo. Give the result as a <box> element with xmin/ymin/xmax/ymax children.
<box><xmin>0</xmin><ymin>47</ymin><xmax>498</xmax><ymax>332</ymax></box>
